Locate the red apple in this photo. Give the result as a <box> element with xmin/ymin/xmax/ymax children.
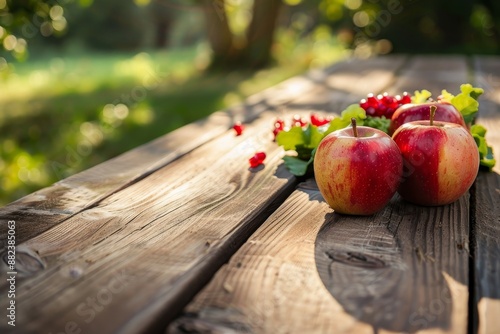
<box><xmin>392</xmin><ymin>107</ymin><xmax>479</xmax><ymax>206</ymax></box>
<box><xmin>389</xmin><ymin>102</ymin><xmax>466</xmax><ymax>135</ymax></box>
<box><xmin>314</xmin><ymin>119</ymin><xmax>403</xmax><ymax>215</ymax></box>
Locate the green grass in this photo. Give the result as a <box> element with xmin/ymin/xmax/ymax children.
<box><xmin>0</xmin><ymin>38</ymin><xmax>347</xmax><ymax>206</ymax></box>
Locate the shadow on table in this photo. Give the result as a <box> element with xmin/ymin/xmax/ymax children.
<box><xmin>313</xmin><ymin>194</ymin><xmax>470</xmax><ymax>333</ymax></box>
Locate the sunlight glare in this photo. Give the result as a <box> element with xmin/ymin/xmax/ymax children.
<box><xmin>52</xmin><ymin>17</ymin><xmax>67</xmax><ymax>32</ymax></box>
<box><xmin>353</xmin><ymin>11</ymin><xmax>370</xmax><ymax>27</ymax></box>
<box><xmin>49</xmin><ymin>5</ymin><xmax>64</xmax><ymax>20</ymax></box>
<box><xmin>345</xmin><ymin>0</ymin><xmax>362</xmax><ymax>10</ymax></box>
<box><xmin>14</xmin><ymin>38</ymin><xmax>26</xmax><ymax>54</ymax></box>
<box><xmin>3</xmin><ymin>35</ymin><xmax>17</xmax><ymax>51</ymax></box>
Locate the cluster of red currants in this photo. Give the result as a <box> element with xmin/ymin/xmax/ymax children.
<box><xmin>359</xmin><ymin>92</ymin><xmax>411</xmax><ymax>118</ymax></box>
<box><xmin>272</xmin><ymin>113</ymin><xmax>332</xmax><ymax>138</ymax></box>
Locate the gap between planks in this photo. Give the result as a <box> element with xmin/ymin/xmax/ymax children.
<box><xmin>469</xmin><ymin>56</ymin><xmax>500</xmax><ymax>334</ymax></box>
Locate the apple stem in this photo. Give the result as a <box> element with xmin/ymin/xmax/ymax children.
<box><xmin>430</xmin><ymin>105</ymin><xmax>437</xmax><ymax>126</ymax></box>
<box><xmin>351</xmin><ymin>117</ymin><xmax>358</xmax><ymax>137</ymax></box>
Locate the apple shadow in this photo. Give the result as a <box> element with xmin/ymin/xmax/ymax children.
<box><xmin>313</xmin><ymin>188</ymin><xmax>470</xmax><ymax>333</ymax></box>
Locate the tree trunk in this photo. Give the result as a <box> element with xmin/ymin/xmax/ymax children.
<box><xmin>149</xmin><ymin>2</ymin><xmax>174</xmax><ymax>49</ymax></box>
<box><xmin>244</xmin><ymin>0</ymin><xmax>282</xmax><ymax>68</ymax></box>
<box><xmin>154</xmin><ymin>19</ymin><xmax>172</xmax><ymax>48</ymax></box>
<box><xmin>201</xmin><ymin>0</ymin><xmax>238</xmax><ymax>68</ymax></box>
<box><xmin>200</xmin><ymin>0</ymin><xmax>282</xmax><ymax>69</ymax></box>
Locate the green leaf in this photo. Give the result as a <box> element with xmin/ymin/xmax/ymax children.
<box><xmin>472</xmin><ymin>133</ymin><xmax>488</xmax><ymax>157</ymax></box>
<box><xmin>282</xmin><ymin>155</ymin><xmax>313</xmax><ymax>176</ymax></box>
<box><xmin>467</xmin><ymin>84</ymin><xmax>484</xmax><ymax>100</ymax></box>
<box><xmin>341</xmin><ymin>104</ymin><xmax>367</xmax><ymax>121</ymax></box>
<box><xmin>364</xmin><ymin>116</ymin><xmax>391</xmax><ymax>134</ymax></box>
<box><xmin>324</xmin><ymin>117</ymin><xmax>350</xmax><ymax>135</ymax></box>
<box><xmin>303</xmin><ymin>124</ymin><xmax>324</xmax><ymax>149</ymax></box>
<box><xmin>295</xmin><ymin>144</ymin><xmax>314</xmax><ymax>161</ymax></box>
<box><xmin>483</xmin><ymin>146</ymin><xmax>497</xmax><ymax>169</ymax></box>
<box><xmin>439</xmin><ymin>89</ymin><xmax>455</xmax><ymax>103</ymax></box>
<box><xmin>471</xmin><ymin>124</ymin><xmax>487</xmax><ymax>138</ymax></box>
<box><xmin>412</xmin><ymin>89</ymin><xmax>432</xmax><ymax>103</ymax></box>
<box><xmin>324</xmin><ymin>104</ymin><xmax>366</xmax><ymax>136</ymax></box>
<box><xmin>450</xmin><ymin>84</ymin><xmax>484</xmax><ymax>125</ymax></box>
<box><xmin>471</xmin><ymin>124</ymin><xmax>496</xmax><ymax>170</ymax></box>
<box><xmin>452</xmin><ymin>98</ymin><xmax>479</xmax><ymax>124</ymax></box>
<box><xmin>276</xmin><ymin>126</ymin><xmax>305</xmax><ymax>151</ymax></box>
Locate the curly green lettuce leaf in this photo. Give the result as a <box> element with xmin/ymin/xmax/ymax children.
<box><xmin>441</xmin><ymin>84</ymin><xmax>484</xmax><ymax>125</ymax></box>
<box><xmin>471</xmin><ymin>124</ymin><xmax>496</xmax><ymax>169</ymax></box>
<box><xmin>439</xmin><ymin>89</ymin><xmax>455</xmax><ymax>103</ymax></box>
<box><xmin>364</xmin><ymin>116</ymin><xmax>391</xmax><ymax>134</ymax></box>
<box><xmin>442</xmin><ymin>85</ymin><xmax>494</xmax><ymax>169</ymax></box>
<box><xmin>411</xmin><ymin>89</ymin><xmax>432</xmax><ymax>103</ymax></box>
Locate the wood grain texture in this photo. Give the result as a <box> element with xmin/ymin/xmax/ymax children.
<box><xmin>0</xmin><ymin>111</ymin><xmax>232</xmax><ymax>246</ymax></box>
<box><xmin>316</xmin><ymin>192</ymin><xmax>469</xmax><ymax>334</ymax></box>
<box><xmin>170</xmin><ymin>56</ymin><xmax>473</xmax><ymax>334</ymax></box>
<box><xmin>0</xmin><ymin>111</ymin><xmax>299</xmax><ymax>334</ymax></box>
<box><xmin>170</xmin><ymin>180</ymin><xmax>470</xmax><ymax>334</ymax></box>
<box><xmin>0</xmin><ymin>65</ymin><xmax>324</xmax><ymax>249</ymax></box>
<box><xmin>169</xmin><ymin>180</ymin><xmax>361</xmax><ymax>334</ymax></box>
<box><xmin>471</xmin><ymin>56</ymin><xmax>500</xmax><ymax>334</ymax></box>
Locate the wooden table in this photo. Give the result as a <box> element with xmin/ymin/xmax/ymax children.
<box><xmin>1</xmin><ymin>55</ymin><xmax>499</xmax><ymax>334</ymax></box>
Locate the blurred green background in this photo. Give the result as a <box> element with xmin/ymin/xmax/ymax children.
<box><xmin>1</xmin><ymin>0</ymin><xmax>499</xmax><ymax>206</ymax></box>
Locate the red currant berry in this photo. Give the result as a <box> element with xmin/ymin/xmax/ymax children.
<box><xmin>249</xmin><ymin>152</ymin><xmax>266</xmax><ymax>168</ymax></box>
<box><xmin>272</xmin><ymin>119</ymin><xmax>285</xmax><ymax>138</ymax></box>
<box><xmin>255</xmin><ymin>152</ymin><xmax>266</xmax><ymax>161</ymax></box>
<box><xmin>398</xmin><ymin>92</ymin><xmax>412</xmax><ymax>104</ymax></box>
<box><xmin>366</xmin><ymin>94</ymin><xmax>379</xmax><ymax>107</ymax></box>
<box><xmin>380</xmin><ymin>93</ymin><xmax>399</xmax><ymax>117</ymax></box>
<box><xmin>292</xmin><ymin>114</ymin><xmax>307</xmax><ymax>127</ymax></box>
<box><xmin>363</xmin><ymin>94</ymin><xmax>380</xmax><ymax>116</ymax></box>
<box><xmin>310</xmin><ymin>113</ymin><xmax>331</xmax><ymax>126</ymax></box>
<box><xmin>275</xmin><ymin>119</ymin><xmax>285</xmax><ymax>130</ymax></box>
<box><xmin>360</xmin><ymin>98</ymin><xmax>369</xmax><ymax>109</ymax></box>
<box><xmin>232</xmin><ymin>122</ymin><xmax>244</xmax><ymax>136</ymax></box>
<box><xmin>376</xmin><ymin>102</ymin><xmax>388</xmax><ymax>117</ymax></box>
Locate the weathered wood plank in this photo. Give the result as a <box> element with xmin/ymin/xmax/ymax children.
<box><xmin>169</xmin><ymin>180</ymin><xmax>356</xmax><ymax>333</ymax></box>
<box><xmin>170</xmin><ymin>179</ymin><xmax>470</xmax><ymax>333</ymax></box>
<box><xmin>472</xmin><ymin>56</ymin><xmax>500</xmax><ymax>334</ymax></box>
<box><xmin>0</xmin><ymin>68</ymin><xmax>322</xmax><ymax>248</ymax></box>
<box><xmin>0</xmin><ymin>111</ymin><xmax>298</xmax><ymax>334</ymax></box>
<box><xmin>390</xmin><ymin>55</ymin><xmax>470</xmax><ymax>95</ymax></box>
<box><xmin>170</xmin><ymin>55</ymin><xmax>472</xmax><ymax>333</ymax></box>
<box><xmin>0</xmin><ymin>56</ymin><xmax>408</xmax><ymax>334</ymax></box>
<box><xmin>0</xmin><ymin>111</ymin><xmax>231</xmax><ymax>245</ymax></box>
